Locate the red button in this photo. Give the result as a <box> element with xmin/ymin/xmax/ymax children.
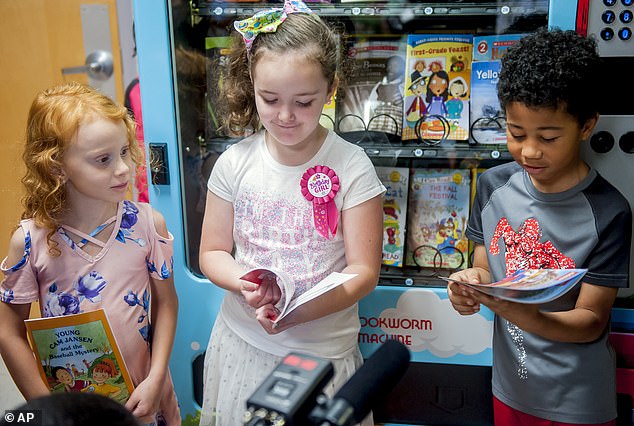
<box><xmin>284</xmin><ymin>355</ymin><xmax>301</xmax><ymax>366</ymax></box>
<box><xmin>300</xmin><ymin>359</ymin><xmax>318</xmax><ymax>371</ymax></box>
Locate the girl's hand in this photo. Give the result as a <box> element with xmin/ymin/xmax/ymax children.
<box><xmin>255</xmin><ymin>304</ymin><xmax>285</xmax><ymax>335</ymax></box>
<box><xmin>446</xmin><ymin>270</ymin><xmax>481</xmax><ymax>315</ymax></box>
<box><xmin>241</xmin><ymin>275</ymin><xmax>281</xmax><ymax>309</ymax></box>
<box><xmin>125</xmin><ymin>375</ymin><xmax>163</xmax><ymax>424</ymax></box>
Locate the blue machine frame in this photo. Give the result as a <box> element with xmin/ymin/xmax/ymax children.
<box><xmin>133</xmin><ymin>1</ymin><xmax>587</xmax><ymax>422</ymax></box>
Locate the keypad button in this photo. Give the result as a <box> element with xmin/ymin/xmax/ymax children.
<box><xmin>603</xmin><ymin>10</ymin><xmax>616</xmax><ymax>23</ymax></box>
<box><xmin>600</xmin><ymin>27</ymin><xmax>615</xmax><ymax>40</ymax></box>
<box><xmin>618</xmin><ymin>27</ymin><xmax>632</xmax><ymax>40</ymax></box>
<box><xmin>604</xmin><ymin>0</ymin><xmax>617</xmax><ymax>6</ymax></box>
<box><xmin>621</xmin><ymin>0</ymin><xmax>633</xmax><ymax>6</ymax></box>
<box><xmin>620</xmin><ymin>10</ymin><xmax>633</xmax><ymax>24</ymax></box>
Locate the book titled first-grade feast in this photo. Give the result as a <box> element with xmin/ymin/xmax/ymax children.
<box><xmin>25</xmin><ymin>309</ymin><xmax>134</xmax><ymax>403</ymax></box>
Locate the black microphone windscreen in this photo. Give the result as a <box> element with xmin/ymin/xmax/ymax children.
<box><xmin>334</xmin><ymin>340</ymin><xmax>410</xmax><ymax>423</ymax></box>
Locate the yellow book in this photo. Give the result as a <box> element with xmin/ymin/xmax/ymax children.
<box><xmin>25</xmin><ymin>309</ymin><xmax>134</xmax><ymax>404</ymax></box>
<box><xmin>402</xmin><ymin>34</ymin><xmax>473</xmax><ymax>142</ymax></box>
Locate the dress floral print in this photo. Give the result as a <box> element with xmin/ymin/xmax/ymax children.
<box><xmin>0</xmin><ymin>201</ymin><xmax>180</xmax><ymax>424</ymax></box>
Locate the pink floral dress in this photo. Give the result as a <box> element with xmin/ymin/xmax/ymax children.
<box><xmin>1</xmin><ymin>201</ymin><xmax>180</xmax><ymax>425</ymax></box>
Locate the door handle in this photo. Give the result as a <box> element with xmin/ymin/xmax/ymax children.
<box><xmin>62</xmin><ymin>50</ymin><xmax>113</xmax><ymax>80</ymax></box>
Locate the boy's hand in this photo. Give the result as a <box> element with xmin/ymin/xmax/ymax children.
<box><xmin>446</xmin><ymin>269</ymin><xmax>481</xmax><ymax>315</ymax></box>
<box><xmin>241</xmin><ymin>275</ymin><xmax>281</xmax><ymax>309</ymax></box>
<box><xmin>125</xmin><ymin>375</ymin><xmax>162</xmax><ymax>423</ymax></box>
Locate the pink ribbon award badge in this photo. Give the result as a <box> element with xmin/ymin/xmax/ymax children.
<box><xmin>300</xmin><ymin>165</ymin><xmax>340</xmax><ymax>239</ymax></box>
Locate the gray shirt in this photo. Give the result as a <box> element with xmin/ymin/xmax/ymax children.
<box><xmin>467</xmin><ymin>161</ymin><xmax>631</xmax><ymax>423</ymax></box>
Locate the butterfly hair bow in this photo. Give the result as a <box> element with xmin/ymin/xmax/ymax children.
<box><xmin>233</xmin><ymin>0</ymin><xmax>313</xmax><ymax>51</ymax></box>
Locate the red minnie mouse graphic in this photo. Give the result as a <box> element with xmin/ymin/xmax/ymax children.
<box><xmin>489</xmin><ymin>217</ymin><xmax>576</xmax><ymax>275</ymax></box>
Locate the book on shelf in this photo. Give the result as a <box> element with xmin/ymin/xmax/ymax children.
<box><xmin>376</xmin><ymin>166</ymin><xmax>409</xmax><ymax>267</ymax></box>
<box><xmin>405</xmin><ymin>168</ymin><xmax>471</xmax><ymax>270</ymax></box>
<box><xmin>320</xmin><ymin>89</ymin><xmax>337</xmax><ymax>131</ymax></box>
<box><xmin>470</xmin><ymin>34</ymin><xmax>526</xmax><ymax>145</ymax></box>
<box><xmin>467</xmin><ymin>167</ymin><xmax>487</xmax><ymax>266</ymax></box>
<box><xmin>240</xmin><ymin>268</ymin><xmax>357</xmax><ymax>325</ymax></box>
<box><xmin>25</xmin><ymin>309</ymin><xmax>134</xmax><ymax>403</ymax></box>
<box><xmin>205</xmin><ymin>35</ymin><xmax>232</xmax><ymax>139</ymax></box>
<box><xmin>339</xmin><ymin>38</ymin><xmax>406</xmax><ymax>138</ymax></box>
<box><xmin>438</xmin><ymin>268</ymin><xmax>587</xmax><ymax>304</ymax></box>
<box><xmin>402</xmin><ymin>34</ymin><xmax>473</xmax><ymax>142</ymax></box>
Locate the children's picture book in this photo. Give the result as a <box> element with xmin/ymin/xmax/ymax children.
<box><xmin>470</xmin><ymin>34</ymin><xmax>525</xmax><ymax>145</ymax></box>
<box><xmin>467</xmin><ymin>167</ymin><xmax>487</xmax><ymax>266</ymax></box>
<box><xmin>205</xmin><ymin>36</ymin><xmax>232</xmax><ymax>139</ymax></box>
<box><xmin>376</xmin><ymin>166</ymin><xmax>409</xmax><ymax>267</ymax></box>
<box><xmin>438</xmin><ymin>268</ymin><xmax>587</xmax><ymax>304</ymax></box>
<box><xmin>402</xmin><ymin>34</ymin><xmax>473</xmax><ymax>142</ymax></box>
<box><xmin>25</xmin><ymin>309</ymin><xmax>134</xmax><ymax>403</ymax></box>
<box><xmin>405</xmin><ymin>168</ymin><xmax>471</xmax><ymax>270</ymax></box>
<box><xmin>339</xmin><ymin>38</ymin><xmax>406</xmax><ymax>138</ymax></box>
<box><xmin>320</xmin><ymin>89</ymin><xmax>337</xmax><ymax>131</ymax></box>
<box><xmin>240</xmin><ymin>268</ymin><xmax>357</xmax><ymax>325</ymax></box>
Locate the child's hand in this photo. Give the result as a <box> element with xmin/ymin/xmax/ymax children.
<box><xmin>125</xmin><ymin>375</ymin><xmax>163</xmax><ymax>424</ymax></box>
<box><xmin>446</xmin><ymin>270</ymin><xmax>481</xmax><ymax>315</ymax></box>
<box><xmin>255</xmin><ymin>304</ymin><xmax>284</xmax><ymax>335</ymax></box>
<box><xmin>241</xmin><ymin>275</ymin><xmax>281</xmax><ymax>309</ymax></box>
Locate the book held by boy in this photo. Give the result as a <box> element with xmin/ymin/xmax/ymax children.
<box><xmin>25</xmin><ymin>309</ymin><xmax>134</xmax><ymax>403</ymax></box>
<box><xmin>240</xmin><ymin>268</ymin><xmax>357</xmax><ymax>325</ymax></box>
<box><xmin>439</xmin><ymin>268</ymin><xmax>587</xmax><ymax>304</ymax></box>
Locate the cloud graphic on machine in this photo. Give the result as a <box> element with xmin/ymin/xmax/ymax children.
<box><xmin>377</xmin><ymin>290</ymin><xmax>492</xmax><ymax>357</ymax></box>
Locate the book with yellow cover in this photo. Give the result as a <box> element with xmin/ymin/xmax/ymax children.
<box><xmin>402</xmin><ymin>34</ymin><xmax>473</xmax><ymax>142</ymax></box>
<box><xmin>25</xmin><ymin>309</ymin><xmax>134</xmax><ymax>403</ymax></box>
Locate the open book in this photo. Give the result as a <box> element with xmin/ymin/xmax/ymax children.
<box><xmin>240</xmin><ymin>268</ymin><xmax>357</xmax><ymax>324</ymax></box>
<box><xmin>439</xmin><ymin>268</ymin><xmax>587</xmax><ymax>304</ymax></box>
<box><xmin>25</xmin><ymin>309</ymin><xmax>134</xmax><ymax>403</ymax></box>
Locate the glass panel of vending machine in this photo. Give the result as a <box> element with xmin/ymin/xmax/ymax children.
<box><xmin>133</xmin><ymin>0</ymin><xmax>634</xmax><ymax>424</ymax></box>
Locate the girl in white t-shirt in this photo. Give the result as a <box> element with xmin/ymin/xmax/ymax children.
<box><xmin>198</xmin><ymin>1</ymin><xmax>385</xmax><ymax>424</ymax></box>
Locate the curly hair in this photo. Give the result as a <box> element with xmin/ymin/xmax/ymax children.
<box><xmin>497</xmin><ymin>27</ymin><xmax>602</xmax><ymax>126</ymax></box>
<box><xmin>220</xmin><ymin>13</ymin><xmax>344</xmax><ymax>134</ymax></box>
<box><xmin>22</xmin><ymin>82</ymin><xmax>142</xmax><ymax>255</ymax></box>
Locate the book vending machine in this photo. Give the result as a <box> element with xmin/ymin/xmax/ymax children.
<box><xmin>133</xmin><ymin>0</ymin><xmax>634</xmax><ymax>424</ymax></box>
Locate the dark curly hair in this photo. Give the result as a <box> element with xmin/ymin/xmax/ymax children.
<box><xmin>497</xmin><ymin>27</ymin><xmax>602</xmax><ymax>126</ymax></box>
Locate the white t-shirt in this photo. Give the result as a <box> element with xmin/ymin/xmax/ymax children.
<box><xmin>208</xmin><ymin>129</ymin><xmax>385</xmax><ymax>357</ymax></box>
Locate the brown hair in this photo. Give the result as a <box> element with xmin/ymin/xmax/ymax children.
<box><xmin>22</xmin><ymin>82</ymin><xmax>142</xmax><ymax>254</ymax></box>
<box><xmin>220</xmin><ymin>13</ymin><xmax>344</xmax><ymax>134</ymax></box>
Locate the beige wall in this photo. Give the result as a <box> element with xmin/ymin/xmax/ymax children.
<box><xmin>0</xmin><ymin>0</ymin><xmax>123</xmax><ymax>262</ymax></box>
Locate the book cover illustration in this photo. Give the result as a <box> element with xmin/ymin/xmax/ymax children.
<box><xmin>376</xmin><ymin>166</ymin><xmax>409</xmax><ymax>267</ymax></box>
<box><xmin>467</xmin><ymin>167</ymin><xmax>487</xmax><ymax>266</ymax></box>
<box><xmin>339</xmin><ymin>39</ymin><xmax>405</xmax><ymax>139</ymax></box>
<box><xmin>470</xmin><ymin>34</ymin><xmax>525</xmax><ymax>145</ymax></box>
<box><xmin>438</xmin><ymin>268</ymin><xmax>587</xmax><ymax>304</ymax></box>
<box><xmin>402</xmin><ymin>34</ymin><xmax>473</xmax><ymax>142</ymax></box>
<box><xmin>205</xmin><ymin>36</ymin><xmax>231</xmax><ymax>139</ymax></box>
<box><xmin>405</xmin><ymin>168</ymin><xmax>471</xmax><ymax>270</ymax></box>
<box><xmin>25</xmin><ymin>309</ymin><xmax>134</xmax><ymax>403</ymax></box>
<box><xmin>240</xmin><ymin>268</ymin><xmax>357</xmax><ymax>324</ymax></box>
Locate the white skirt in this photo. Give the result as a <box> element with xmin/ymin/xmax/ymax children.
<box><xmin>199</xmin><ymin>314</ymin><xmax>374</xmax><ymax>426</ymax></box>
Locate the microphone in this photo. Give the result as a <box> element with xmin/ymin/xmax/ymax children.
<box><xmin>309</xmin><ymin>340</ymin><xmax>410</xmax><ymax>426</ymax></box>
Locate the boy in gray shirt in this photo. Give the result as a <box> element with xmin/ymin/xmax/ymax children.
<box><xmin>447</xmin><ymin>28</ymin><xmax>631</xmax><ymax>424</ymax></box>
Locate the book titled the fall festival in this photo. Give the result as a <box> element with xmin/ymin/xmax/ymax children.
<box><xmin>25</xmin><ymin>309</ymin><xmax>134</xmax><ymax>403</ymax></box>
<box><xmin>406</xmin><ymin>168</ymin><xmax>471</xmax><ymax>270</ymax></box>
